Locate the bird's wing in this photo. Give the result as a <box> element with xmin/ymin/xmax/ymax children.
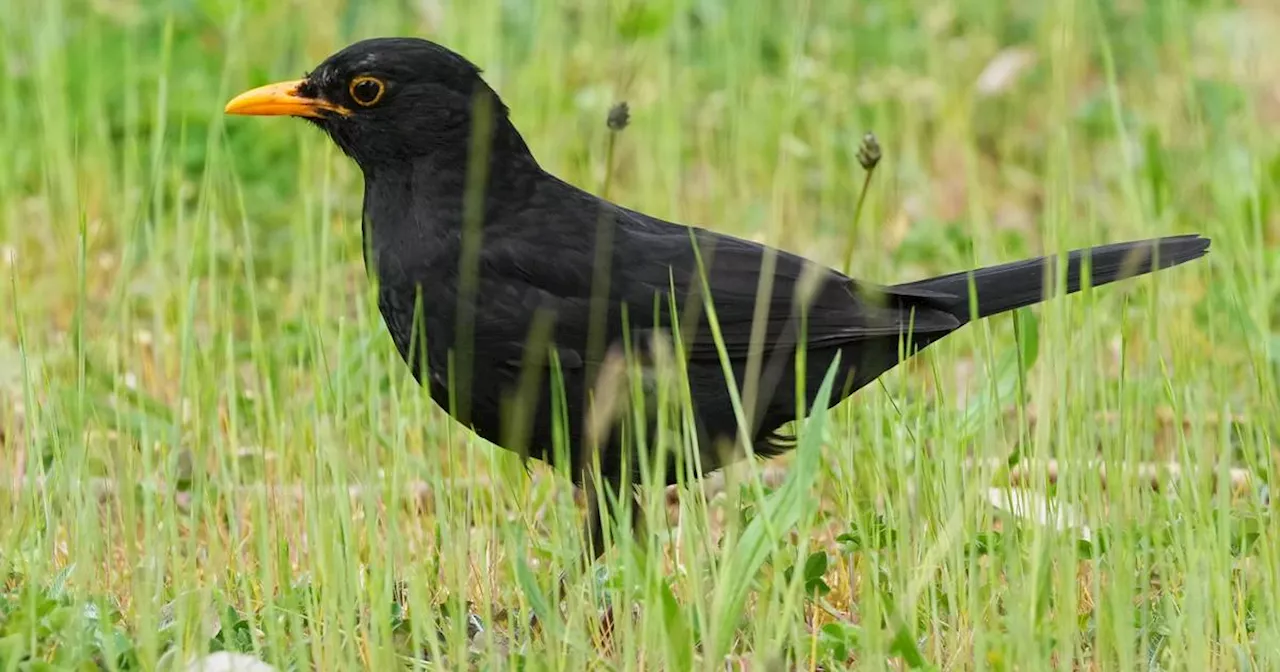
<box><xmin>609</xmin><ymin>209</ymin><xmax>962</xmax><ymax>361</ymax></box>
<box><xmin>477</xmin><ymin>196</ymin><xmax>961</xmax><ymax>372</ymax></box>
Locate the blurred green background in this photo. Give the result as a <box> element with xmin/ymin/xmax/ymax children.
<box><xmin>1</xmin><ymin>0</ymin><xmax>1277</xmax><ymax>669</ymax></box>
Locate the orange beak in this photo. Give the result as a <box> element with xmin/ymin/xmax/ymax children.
<box><xmin>224</xmin><ymin>79</ymin><xmax>351</xmax><ymax>118</ymax></box>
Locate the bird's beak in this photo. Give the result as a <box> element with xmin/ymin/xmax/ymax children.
<box><xmin>224</xmin><ymin>79</ymin><xmax>350</xmax><ymax>118</ymax></box>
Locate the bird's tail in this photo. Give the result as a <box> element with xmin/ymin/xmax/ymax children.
<box><xmin>893</xmin><ymin>234</ymin><xmax>1210</xmax><ymax>321</ymax></box>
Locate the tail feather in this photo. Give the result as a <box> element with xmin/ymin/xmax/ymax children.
<box><xmin>894</xmin><ymin>234</ymin><xmax>1210</xmax><ymax>320</ymax></box>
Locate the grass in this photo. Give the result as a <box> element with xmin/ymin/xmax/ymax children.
<box><xmin>1</xmin><ymin>0</ymin><xmax>1277</xmax><ymax>669</ymax></box>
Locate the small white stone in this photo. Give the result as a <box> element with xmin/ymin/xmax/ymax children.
<box><xmin>185</xmin><ymin>653</ymin><xmax>277</xmax><ymax>672</ymax></box>
<box><xmin>975</xmin><ymin>47</ymin><xmax>1037</xmax><ymax>96</ymax></box>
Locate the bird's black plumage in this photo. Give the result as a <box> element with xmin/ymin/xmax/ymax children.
<box><xmin>226</xmin><ymin>37</ymin><xmax>1210</xmax><ymax>554</ymax></box>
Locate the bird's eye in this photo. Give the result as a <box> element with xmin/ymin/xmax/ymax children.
<box><xmin>349</xmin><ymin>76</ymin><xmax>386</xmax><ymax>107</ymax></box>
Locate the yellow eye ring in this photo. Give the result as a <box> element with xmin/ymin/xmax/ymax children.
<box><xmin>349</xmin><ymin>76</ymin><xmax>386</xmax><ymax>107</ymax></box>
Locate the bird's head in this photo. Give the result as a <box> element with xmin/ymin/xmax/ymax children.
<box><xmin>225</xmin><ymin>37</ymin><xmax>531</xmax><ymax>170</ymax></box>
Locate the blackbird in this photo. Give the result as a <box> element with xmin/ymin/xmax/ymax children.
<box><xmin>226</xmin><ymin>37</ymin><xmax>1210</xmax><ymax>557</ymax></box>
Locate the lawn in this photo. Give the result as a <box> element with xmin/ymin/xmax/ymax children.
<box><xmin>1</xmin><ymin>0</ymin><xmax>1277</xmax><ymax>669</ymax></box>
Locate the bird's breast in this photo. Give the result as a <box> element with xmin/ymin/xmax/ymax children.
<box><xmin>375</xmin><ymin>275</ymin><xmax>456</xmax><ymax>376</ymax></box>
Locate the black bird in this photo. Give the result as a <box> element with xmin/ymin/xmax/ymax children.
<box><xmin>225</xmin><ymin>37</ymin><xmax>1210</xmax><ymax>558</ymax></box>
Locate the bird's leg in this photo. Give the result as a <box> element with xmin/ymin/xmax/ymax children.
<box><xmin>582</xmin><ymin>469</ymin><xmax>611</xmax><ymax>562</ymax></box>
<box><xmin>540</xmin><ymin>469</ymin><xmax>611</xmax><ymax>620</ymax></box>
<box><xmin>551</xmin><ymin>342</ymin><xmax>654</xmax><ymax>634</ymax></box>
<box><xmin>536</xmin><ymin>468</ymin><xmax>651</xmax><ymax>639</ymax></box>
<box><xmin>551</xmin><ymin>469</ymin><xmax>613</xmax><ymax>604</ymax></box>
<box><xmin>581</xmin><ymin>467</ymin><xmax>651</xmax><ymax>559</ymax></box>
<box><xmin>576</xmin><ymin>471</ymin><xmax>650</xmax><ymax>644</ymax></box>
